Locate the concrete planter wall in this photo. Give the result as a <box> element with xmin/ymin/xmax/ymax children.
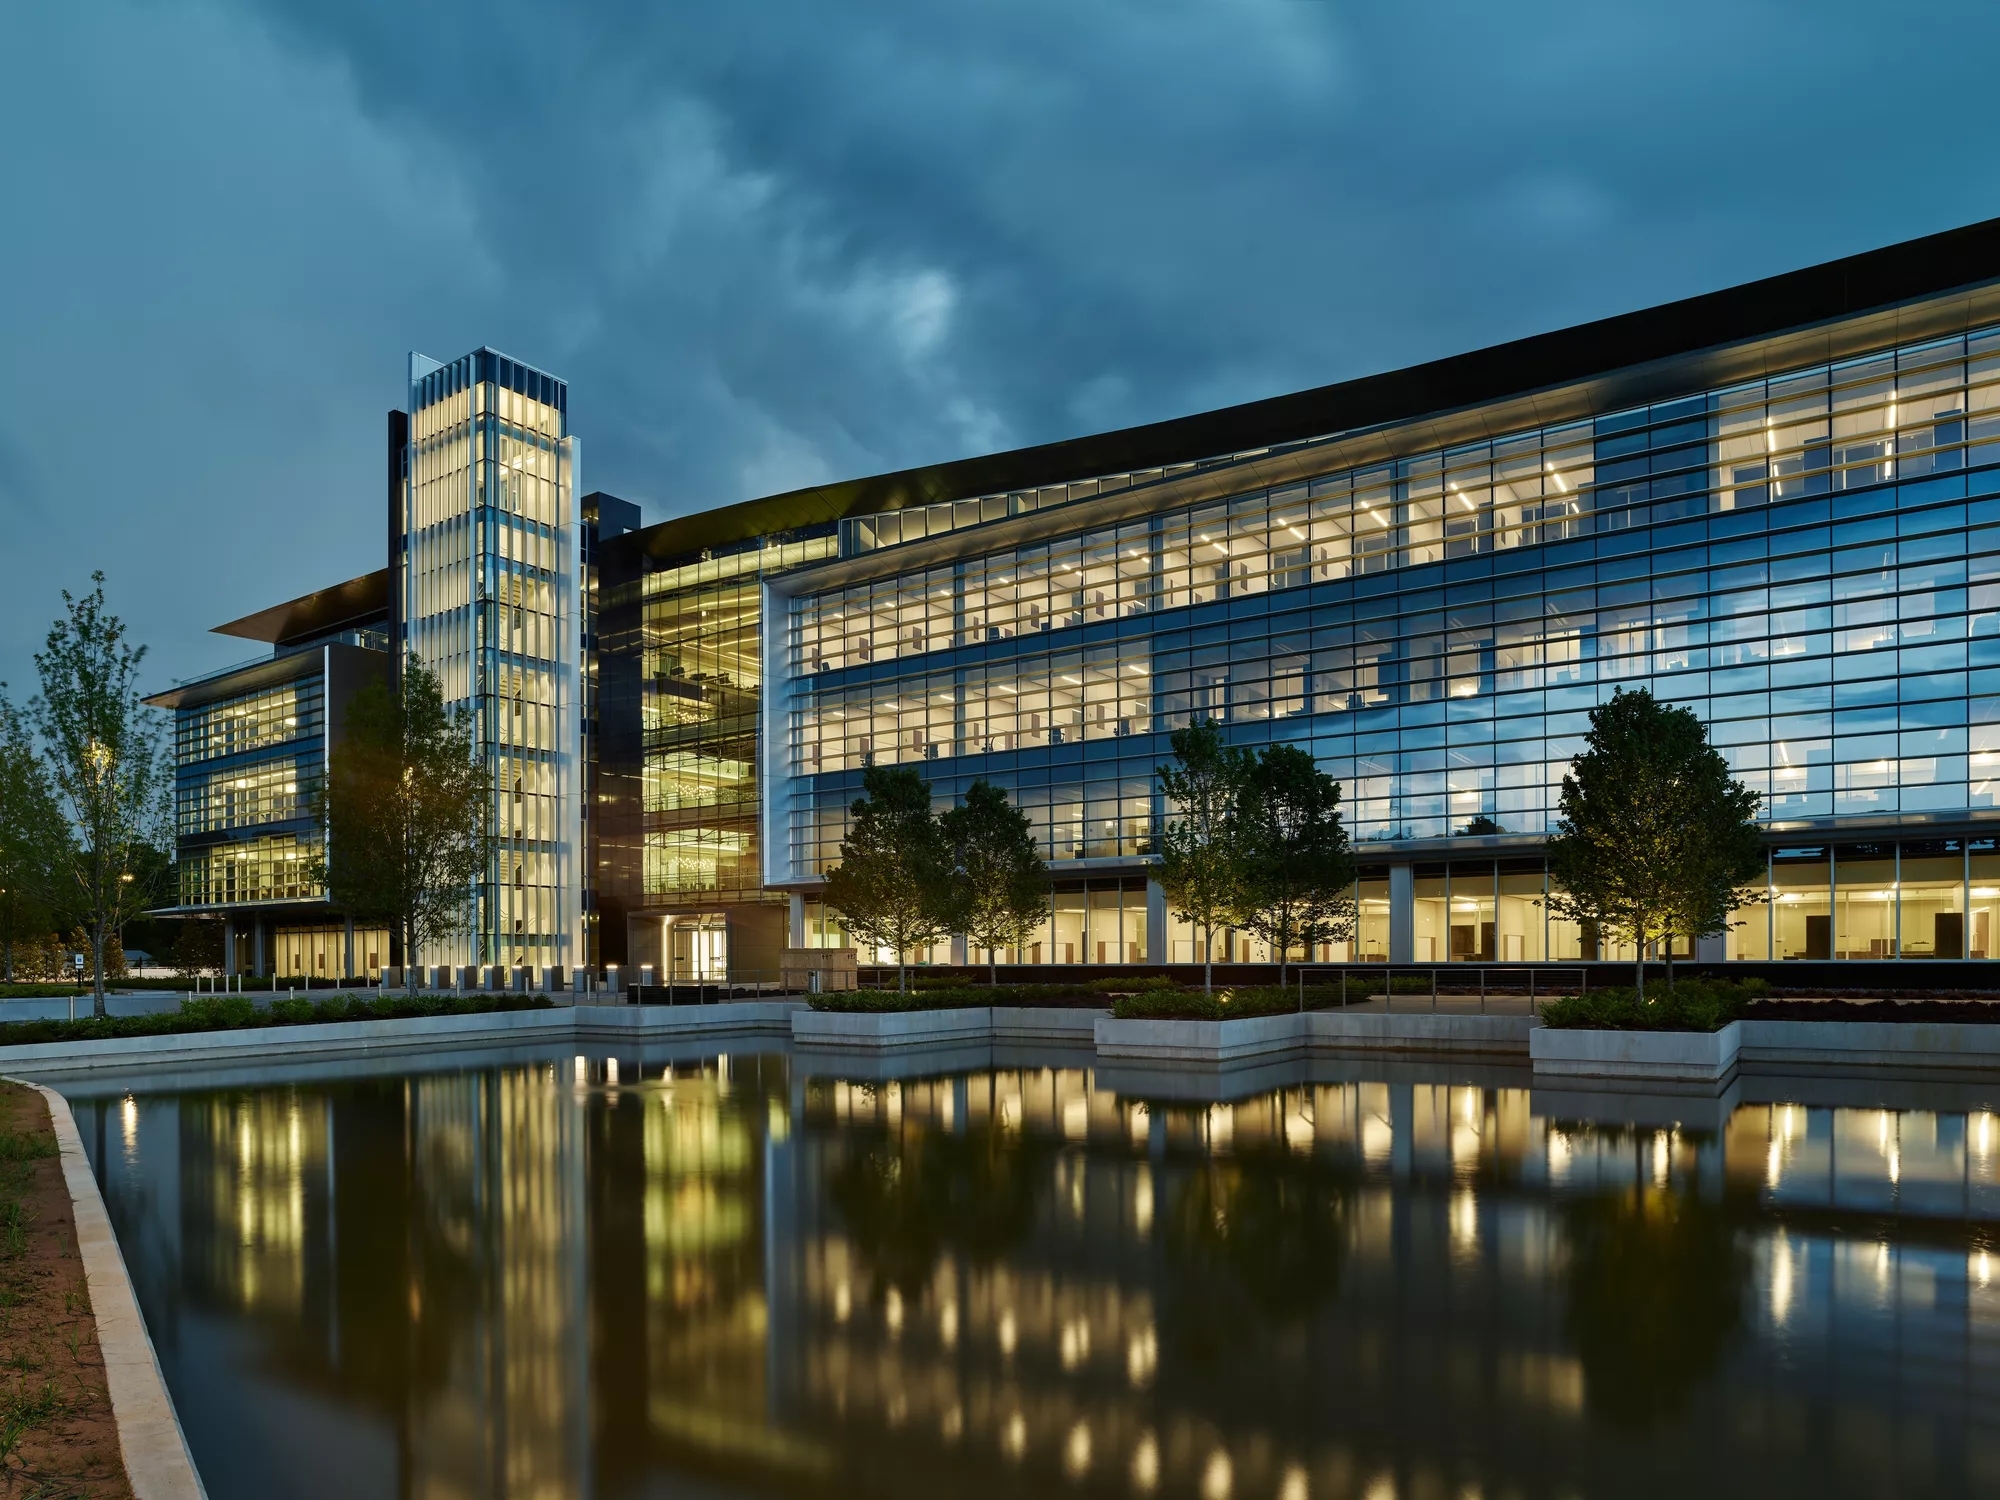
<box><xmin>990</xmin><ymin>1008</ymin><xmax>1105</xmax><ymax>1045</ymax></box>
<box><xmin>1739</xmin><ymin>1018</ymin><xmax>2000</xmax><ymax>1072</ymax></box>
<box><xmin>790</xmin><ymin>1007</ymin><xmax>996</xmax><ymax>1049</ymax></box>
<box><xmin>2</xmin><ymin>1001</ymin><xmax>810</xmax><ymax>1078</ymax></box>
<box><xmin>1</xmin><ymin>1005</ymin><xmax>577</xmax><ymax>1076</ymax></box>
<box><xmin>1093</xmin><ymin>1013</ymin><xmax>1306</xmax><ymax>1064</ymax></box>
<box><xmin>1306</xmin><ymin>1012</ymin><xmax>1534</xmax><ymax>1056</ymax></box>
<box><xmin>1530</xmin><ymin>1022</ymin><xmax>1740</xmax><ymax>1083</ymax></box>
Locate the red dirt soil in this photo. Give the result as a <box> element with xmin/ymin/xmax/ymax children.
<box><xmin>0</xmin><ymin>1083</ymin><xmax>131</xmax><ymax>1498</ymax></box>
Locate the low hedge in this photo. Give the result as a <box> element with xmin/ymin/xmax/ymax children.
<box><xmin>1537</xmin><ymin>977</ymin><xmax>1768</xmax><ymax>1033</ymax></box>
<box><xmin>809</xmin><ymin>982</ymin><xmax>1134</xmax><ymax>1013</ymax></box>
<box><xmin>0</xmin><ymin>984</ymin><xmax>95</xmax><ymax>1000</ymax></box>
<box><xmin>1110</xmin><ymin>984</ymin><xmax>1358</xmax><ymax>1021</ymax></box>
<box><xmin>0</xmin><ymin>992</ymin><xmax>555</xmax><ymax>1047</ymax></box>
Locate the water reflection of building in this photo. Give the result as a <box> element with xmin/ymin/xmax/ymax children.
<box><xmin>769</xmin><ymin>1069</ymin><xmax>2000</xmax><ymax>1499</ymax></box>
<box><xmin>626</xmin><ymin>1058</ymin><xmax>826</xmax><ymax>1480</ymax></box>
<box><xmin>181</xmin><ymin>1090</ymin><xmax>327</xmax><ymax>1319</ymax></box>
<box><xmin>405</xmin><ymin>1067</ymin><xmax>588</xmax><ymax>1500</ymax></box>
<box><xmin>91</xmin><ymin>1061</ymin><xmax>2000</xmax><ymax>1499</ymax></box>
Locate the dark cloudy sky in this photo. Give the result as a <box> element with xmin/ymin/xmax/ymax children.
<box><xmin>6</xmin><ymin>0</ymin><xmax>2000</xmax><ymax>697</ymax></box>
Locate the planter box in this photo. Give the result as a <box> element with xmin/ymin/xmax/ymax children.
<box><xmin>0</xmin><ymin>1006</ymin><xmax>577</xmax><ymax>1077</ymax></box>
<box><xmin>1306</xmin><ymin>1011</ymin><xmax>1535</xmax><ymax>1057</ymax></box>
<box><xmin>575</xmin><ymin>1001</ymin><xmax>803</xmax><ymax>1038</ymax></box>
<box><xmin>989</xmin><ymin>1008</ymin><xmax>1105</xmax><ymax>1044</ymax></box>
<box><xmin>1093</xmin><ymin>1013</ymin><xmax>1306</xmax><ymax>1064</ymax></box>
<box><xmin>1739</xmin><ymin>1018</ymin><xmax>2000</xmax><ymax>1073</ymax></box>
<box><xmin>790</xmin><ymin>1007</ymin><xmax>994</xmax><ymax>1049</ymax></box>
<box><xmin>1531</xmin><ymin>1021</ymin><xmax>1740</xmax><ymax>1083</ymax></box>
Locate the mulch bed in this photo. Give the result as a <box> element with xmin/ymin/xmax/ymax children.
<box><xmin>0</xmin><ymin>1083</ymin><xmax>131</xmax><ymax>1498</ymax></box>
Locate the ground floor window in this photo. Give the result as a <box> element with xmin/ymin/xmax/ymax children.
<box><xmin>796</xmin><ymin>835</ymin><xmax>2000</xmax><ymax>965</ymax></box>
<box><xmin>272</xmin><ymin>925</ymin><xmax>390</xmax><ymax>979</ymax></box>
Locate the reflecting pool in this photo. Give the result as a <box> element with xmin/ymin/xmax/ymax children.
<box><xmin>71</xmin><ymin>1051</ymin><xmax>2000</xmax><ymax>1498</ymax></box>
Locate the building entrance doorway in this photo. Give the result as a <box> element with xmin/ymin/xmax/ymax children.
<box><xmin>666</xmin><ymin>914</ymin><xmax>728</xmax><ymax>980</ymax></box>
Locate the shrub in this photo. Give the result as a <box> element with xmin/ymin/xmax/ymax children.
<box><xmin>1090</xmin><ymin>974</ymin><xmax>1182</xmax><ymax>994</ymax></box>
<box><xmin>808</xmin><ymin>988</ymin><xmax>991</xmax><ymax>1014</ymax></box>
<box><xmin>810</xmin><ymin>981</ymin><xmax>1132</xmax><ymax>1012</ymax></box>
<box><xmin>1538</xmin><ymin>978</ymin><xmax>1755</xmax><ymax>1033</ymax></box>
<box><xmin>1109</xmin><ymin>985</ymin><xmax>1350</xmax><ymax>1020</ymax></box>
<box><xmin>1113</xmin><ymin>990</ymin><xmax>1226</xmax><ymax>1021</ymax></box>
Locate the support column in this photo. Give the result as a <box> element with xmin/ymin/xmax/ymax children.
<box><xmin>1389</xmin><ymin>864</ymin><xmax>1415</xmax><ymax>964</ymax></box>
<box><xmin>222</xmin><ymin>916</ymin><xmax>237</xmax><ymax>976</ymax></box>
<box><xmin>788</xmin><ymin>893</ymin><xmax>805</xmax><ymax>947</ymax></box>
<box><xmin>252</xmin><ymin>919</ymin><xmax>267</xmax><ymax>979</ymax></box>
<box><xmin>1146</xmin><ymin>878</ymin><xmax>1168</xmax><ymax>964</ymax></box>
<box><xmin>343</xmin><ymin>915</ymin><xmax>356</xmax><ymax>980</ymax></box>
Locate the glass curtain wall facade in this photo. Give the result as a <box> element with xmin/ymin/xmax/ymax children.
<box><xmin>402</xmin><ymin>349</ymin><xmax>582</xmax><ymax>969</ymax></box>
<box><xmin>172</xmin><ymin>674</ymin><xmax>323</xmax><ymax>908</ymax></box>
<box><xmin>628</xmin><ymin>530</ymin><xmax>837</xmax><ymax>978</ymax></box>
<box><xmin>151</xmin><ymin>633</ymin><xmax>390</xmax><ymax>977</ymax></box>
<box><xmin>764</xmin><ymin>314</ymin><xmax>2000</xmax><ymax>966</ymax></box>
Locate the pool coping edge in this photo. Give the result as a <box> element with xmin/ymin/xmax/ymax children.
<box><xmin>9</xmin><ymin>1078</ymin><xmax>207</xmax><ymax>1500</ymax></box>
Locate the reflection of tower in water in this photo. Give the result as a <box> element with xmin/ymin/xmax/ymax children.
<box><xmin>637</xmin><ymin>1058</ymin><xmax>813</xmax><ymax>1473</ymax></box>
<box><xmin>183</xmin><ymin>1090</ymin><xmax>326</xmax><ymax>1317</ymax></box>
<box><xmin>406</xmin><ymin>1065</ymin><xmax>588</xmax><ymax>1500</ymax></box>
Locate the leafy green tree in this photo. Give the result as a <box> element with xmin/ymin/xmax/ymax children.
<box><xmin>0</xmin><ymin>687</ymin><xmax>68</xmax><ymax>984</ymax></box>
<box><xmin>314</xmin><ymin>658</ymin><xmax>491</xmax><ymax>989</ymax></box>
<box><xmin>30</xmin><ymin>575</ymin><xmax>169</xmax><ymax>1016</ymax></box>
<box><xmin>1545</xmin><ymin>688</ymin><xmax>1763</xmax><ymax>999</ymax></box>
<box><xmin>940</xmin><ymin>779</ymin><xmax>1048</xmax><ymax>984</ymax></box>
<box><xmin>822</xmin><ymin>765</ymin><xmax>953</xmax><ymax>992</ymax></box>
<box><xmin>168</xmin><ymin>918</ymin><xmax>224</xmax><ymax>982</ymax></box>
<box><xmin>1156</xmin><ymin>719</ymin><xmax>1250</xmax><ymax>994</ymax></box>
<box><xmin>1234</xmin><ymin>743</ymin><xmax>1357</xmax><ymax>987</ymax></box>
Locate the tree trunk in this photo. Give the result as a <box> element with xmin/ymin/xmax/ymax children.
<box><xmin>1634</xmin><ymin>929</ymin><xmax>1646</xmax><ymax>1004</ymax></box>
<box><xmin>1203</xmin><ymin>925</ymin><xmax>1213</xmax><ymax>995</ymax></box>
<box><xmin>988</xmin><ymin>950</ymin><xmax>997</xmax><ymax>987</ymax></box>
<box><xmin>898</xmin><ymin>955</ymin><xmax>907</xmax><ymax>993</ymax></box>
<box><xmin>91</xmin><ymin>922</ymin><xmax>107</xmax><ymax>1018</ymax></box>
<box><xmin>1665</xmin><ymin>934</ymin><xmax>1676</xmax><ymax>990</ymax></box>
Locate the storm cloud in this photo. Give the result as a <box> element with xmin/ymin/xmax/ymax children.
<box><xmin>5</xmin><ymin>0</ymin><xmax>2000</xmax><ymax>692</ymax></box>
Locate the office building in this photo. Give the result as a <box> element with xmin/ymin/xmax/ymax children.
<box><xmin>153</xmin><ymin>349</ymin><xmax>634</xmax><ymax>977</ymax></box>
<box><xmin>147</xmin><ymin>574</ymin><xmax>393</xmax><ymax>977</ymax></box>
<box><xmin>157</xmin><ymin>220</ymin><xmax>2000</xmax><ymax>976</ymax></box>
<box><xmin>399</xmin><ymin>348</ymin><xmax>586</xmax><ymax>969</ymax></box>
<box><xmin>595</xmin><ymin>217</ymin><xmax>2000</xmax><ymax>973</ymax></box>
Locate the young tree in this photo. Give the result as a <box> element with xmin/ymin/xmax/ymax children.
<box><xmin>0</xmin><ymin>688</ymin><xmax>68</xmax><ymax>984</ymax></box>
<box><xmin>822</xmin><ymin>765</ymin><xmax>952</xmax><ymax>993</ymax></box>
<box><xmin>940</xmin><ymin>778</ymin><xmax>1049</xmax><ymax>985</ymax></box>
<box><xmin>31</xmin><ymin>575</ymin><xmax>169</xmax><ymax>1017</ymax></box>
<box><xmin>314</xmin><ymin>658</ymin><xmax>492</xmax><ymax>989</ymax></box>
<box><xmin>1156</xmin><ymin>719</ymin><xmax>1249</xmax><ymax>995</ymax></box>
<box><xmin>1545</xmin><ymin>688</ymin><xmax>1763</xmax><ymax>1000</ymax></box>
<box><xmin>168</xmin><ymin>918</ymin><xmax>224</xmax><ymax>983</ymax></box>
<box><xmin>1234</xmin><ymin>743</ymin><xmax>1357</xmax><ymax>988</ymax></box>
